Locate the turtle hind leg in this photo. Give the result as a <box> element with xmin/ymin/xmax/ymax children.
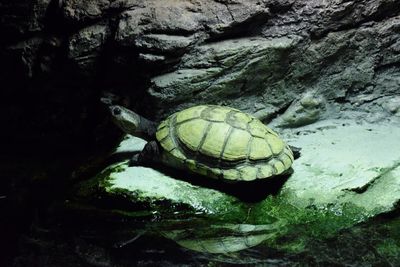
<box><xmin>129</xmin><ymin>141</ymin><xmax>160</xmax><ymax>167</ymax></box>
<box><xmin>289</xmin><ymin>145</ymin><xmax>301</xmax><ymax>160</ymax></box>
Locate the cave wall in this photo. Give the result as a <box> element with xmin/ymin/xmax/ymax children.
<box><xmin>1</xmin><ymin>0</ymin><xmax>400</xmax><ymax>153</ymax></box>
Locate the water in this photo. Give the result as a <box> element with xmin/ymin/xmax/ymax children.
<box><xmin>10</xmin><ymin>206</ymin><xmax>400</xmax><ymax>266</ymax></box>
<box><xmin>3</xmin><ymin>124</ymin><xmax>400</xmax><ymax>266</ymax></box>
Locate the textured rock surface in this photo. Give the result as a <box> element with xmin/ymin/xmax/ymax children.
<box><xmin>148</xmin><ymin>36</ymin><xmax>300</xmax><ymax>118</ymax></box>
<box><xmin>2</xmin><ymin>0</ymin><xmax>400</xmax><ymax>139</ymax></box>
<box><xmin>281</xmin><ymin>119</ymin><xmax>400</xmax><ymax>215</ymax></box>
<box><xmin>3</xmin><ymin>1</ymin><xmax>400</xmax><ymax>266</ymax></box>
<box><xmin>274</xmin><ymin>90</ymin><xmax>326</xmax><ymax>127</ymax></box>
<box><xmin>64</xmin><ymin>116</ymin><xmax>400</xmax><ymax>264</ymax></box>
<box><xmin>0</xmin><ymin>0</ymin><xmax>52</xmax><ymax>42</ymax></box>
<box><xmin>86</xmin><ymin>117</ymin><xmax>400</xmax><ymax>220</ymax></box>
<box><xmin>102</xmin><ymin>161</ymin><xmax>244</xmax><ymax>215</ymax></box>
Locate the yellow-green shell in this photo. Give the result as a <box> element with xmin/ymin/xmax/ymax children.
<box><xmin>155</xmin><ymin>105</ymin><xmax>294</xmax><ymax>181</ymax></box>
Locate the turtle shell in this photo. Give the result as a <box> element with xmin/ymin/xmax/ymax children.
<box><xmin>155</xmin><ymin>105</ymin><xmax>293</xmax><ymax>181</ymax></box>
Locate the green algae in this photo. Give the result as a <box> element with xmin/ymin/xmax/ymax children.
<box><xmin>373</xmin><ymin>216</ymin><xmax>400</xmax><ymax>261</ymax></box>
<box><xmin>75</xmin><ymin>171</ymin><xmax>372</xmax><ymax>254</ymax></box>
<box><xmin>377</xmin><ymin>239</ymin><xmax>400</xmax><ymax>260</ymax></box>
<box><xmin>245</xmin><ymin>193</ymin><xmax>371</xmax><ymax>253</ymax></box>
<box><xmin>72</xmin><ymin>161</ymin><xmax>125</xmax><ymax>199</ymax></box>
<box><xmin>70</xmin><ymin>155</ymin><xmax>386</xmax><ymax>256</ymax></box>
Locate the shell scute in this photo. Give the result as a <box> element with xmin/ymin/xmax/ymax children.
<box><xmin>249</xmin><ymin>137</ymin><xmax>272</xmax><ymax>160</ymax></box>
<box><xmin>176</xmin><ymin>105</ymin><xmax>208</xmax><ymax>123</ymax></box>
<box><xmin>221</xmin><ymin>129</ymin><xmax>251</xmax><ymax>161</ymax></box>
<box><xmin>200</xmin><ymin>123</ymin><xmax>231</xmax><ymax>157</ymax></box>
<box><xmin>177</xmin><ymin>119</ymin><xmax>208</xmax><ymax>151</ymax></box>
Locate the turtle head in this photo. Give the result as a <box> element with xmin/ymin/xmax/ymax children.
<box><xmin>109</xmin><ymin>105</ymin><xmax>141</xmax><ymax>136</ymax></box>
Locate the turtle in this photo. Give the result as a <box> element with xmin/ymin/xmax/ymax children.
<box><xmin>109</xmin><ymin>104</ymin><xmax>297</xmax><ymax>182</ymax></box>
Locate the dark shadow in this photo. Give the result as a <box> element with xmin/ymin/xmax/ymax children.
<box><xmin>139</xmin><ymin>161</ymin><xmax>291</xmax><ymax>203</ymax></box>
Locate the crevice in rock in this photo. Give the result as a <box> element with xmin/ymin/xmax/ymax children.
<box><xmin>375</xmin><ymin>61</ymin><xmax>400</xmax><ymax>73</ymax></box>
<box><xmin>264</xmin><ymin>1</ymin><xmax>293</xmax><ymax>15</ymax></box>
<box><xmin>221</xmin><ymin>2</ymin><xmax>235</xmax><ymax>22</ymax></box>
<box><xmin>265</xmin><ymin>100</ymin><xmax>294</xmax><ymax>124</ymax></box>
<box><xmin>204</xmin><ymin>11</ymin><xmax>270</xmax><ymax>43</ymax></box>
<box><xmin>344</xmin><ymin>160</ymin><xmax>400</xmax><ymax>194</ymax></box>
<box><xmin>60</xmin><ymin>1</ymin><xmax>142</xmax><ymax>32</ymax></box>
<box><xmin>144</xmin><ymin>29</ymin><xmax>198</xmax><ymax>38</ymax></box>
<box><xmin>311</xmin><ymin>3</ymin><xmax>400</xmax><ymax>40</ymax></box>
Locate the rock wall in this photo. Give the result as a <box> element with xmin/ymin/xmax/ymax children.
<box><xmin>1</xmin><ymin>0</ymin><xmax>400</xmax><ymax>151</ymax></box>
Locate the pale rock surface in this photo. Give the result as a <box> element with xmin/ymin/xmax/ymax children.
<box><xmin>101</xmin><ymin>116</ymin><xmax>400</xmax><ymax>219</ymax></box>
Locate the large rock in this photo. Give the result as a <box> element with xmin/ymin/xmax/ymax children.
<box><xmin>2</xmin><ymin>0</ymin><xmax>400</xmax><ymax>139</ymax></box>
<box><xmin>281</xmin><ymin>119</ymin><xmax>400</xmax><ymax>215</ymax></box>
<box><xmin>70</xmin><ymin>116</ymin><xmax>400</xmax><ymax>256</ymax></box>
<box><xmin>144</xmin><ymin>12</ymin><xmax>400</xmax><ymax>120</ymax></box>
<box><xmin>67</xmin><ymin>23</ymin><xmax>111</xmax><ymax>76</ymax></box>
<box><xmin>148</xmin><ymin>36</ymin><xmax>299</xmax><ymax>118</ymax></box>
<box><xmin>80</xmin><ymin>117</ymin><xmax>400</xmax><ymax>218</ymax></box>
<box><xmin>3</xmin><ymin>1</ymin><xmax>400</xmax><ymax>265</ymax></box>
<box><xmin>0</xmin><ymin>0</ymin><xmax>52</xmax><ymax>42</ymax></box>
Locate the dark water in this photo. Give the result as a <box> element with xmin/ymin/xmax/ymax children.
<box><xmin>1</xmin><ymin>154</ymin><xmax>399</xmax><ymax>267</ymax></box>
<box><xmin>5</xmin><ymin>205</ymin><xmax>400</xmax><ymax>267</ymax></box>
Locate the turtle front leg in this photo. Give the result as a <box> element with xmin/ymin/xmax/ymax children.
<box><xmin>129</xmin><ymin>140</ymin><xmax>160</xmax><ymax>167</ymax></box>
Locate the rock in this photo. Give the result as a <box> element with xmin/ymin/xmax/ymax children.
<box><xmin>381</xmin><ymin>96</ymin><xmax>400</xmax><ymax>116</ymax></box>
<box><xmin>69</xmin><ymin>116</ymin><xmax>400</xmax><ymax>257</ymax></box>
<box><xmin>378</xmin><ymin>16</ymin><xmax>400</xmax><ymax>66</ymax></box>
<box><xmin>113</xmin><ymin>134</ymin><xmax>146</xmax><ymax>154</ymax></box>
<box><xmin>148</xmin><ymin>36</ymin><xmax>299</xmax><ymax>118</ymax></box>
<box><xmin>67</xmin><ymin>23</ymin><xmax>111</xmax><ymax>76</ymax></box>
<box><xmin>277</xmin><ymin>91</ymin><xmax>326</xmax><ymax>128</ymax></box>
<box><xmin>100</xmin><ymin>162</ymin><xmax>244</xmax><ymax>216</ymax></box>
<box><xmin>130</xmin><ymin>6</ymin><xmax>400</xmax><ymax>121</ymax></box>
<box><xmin>89</xmin><ymin>118</ymin><xmax>400</xmax><ymax>220</ymax></box>
<box><xmin>2</xmin><ymin>34</ymin><xmax>64</xmax><ymax>84</ymax></box>
<box><xmin>3</xmin><ymin>1</ymin><xmax>400</xmax><ymax>265</ymax></box>
<box><xmin>114</xmin><ymin>0</ymin><xmax>270</xmax><ymax>45</ymax></box>
<box><xmin>76</xmin><ymin>116</ymin><xmax>400</xmax><ymax>221</ymax></box>
<box><xmin>113</xmin><ymin>0</ymin><xmax>270</xmax><ymax>71</ymax></box>
<box><xmin>134</xmin><ymin>34</ymin><xmax>196</xmax><ymax>55</ymax></box>
<box><xmin>0</xmin><ymin>0</ymin><xmax>51</xmax><ymax>42</ymax></box>
<box><xmin>3</xmin><ymin>0</ymin><xmax>400</xmax><ymax>143</ymax></box>
<box><xmin>3</xmin><ymin>37</ymin><xmax>44</xmax><ymax>80</ymax></box>
<box><xmin>62</xmin><ymin>0</ymin><xmax>141</xmax><ymax>23</ymax></box>
<box><xmin>281</xmin><ymin>119</ymin><xmax>400</xmax><ymax>216</ymax></box>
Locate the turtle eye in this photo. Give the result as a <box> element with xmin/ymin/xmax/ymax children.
<box><xmin>112</xmin><ymin>107</ymin><xmax>121</xmax><ymax>116</ymax></box>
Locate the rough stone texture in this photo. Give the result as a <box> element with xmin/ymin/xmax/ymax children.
<box><xmin>380</xmin><ymin>95</ymin><xmax>400</xmax><ymax>116</ymax></box>
<box><xmin>0</xmin><ymin>0</ymin><xmax>52</xmax><ymax>43</ymax></box>
<box><xmin>281</xmin><ymin>119</ymin><xmax>400</xmax><ymax>215</ymax></box>
<box><xmin>67</xmin><ymin>23</ymin><xmax>111</xmax><ymax>75</ymax></box>
<box><xmin>104</xmin><ymin>161</ymin><xmax>243</xmax><ymax>215</ymax></box>
<box><xmin>148</xmin><ymin>36</ymin><xmax>300</xmax><ymax>118</ymax></box>
<box><xmin>91</xmin><ymin>117</ymin><xmax>400</xmax><ymax>220</ymax></box>
<box><xmin>275</xmin><ymin>90</ymin><xmax>326</xmax><ymax>127</ymax></box>
<box><xmin>66</xmin><ymin>117</ymin><xmax>400</xmax><ymax>262</ymax></box>
<box><xmin>2</xmin><ymin>0</ymin><xmax>400</xmax><ymax>149</ymax></box>
<box><xmin>3</xmin><ymin>1</ymin><xmax>400</xmax><ymax>265</ymax></box>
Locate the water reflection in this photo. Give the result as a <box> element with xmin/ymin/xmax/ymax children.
<box><xmin>162</xmin><ymin>223</ymin><xmax>280</xmax><ymax>254</ymax></box>
<box><xmin>12</xmin><ymin>207</ymin><xmax>400</xmax><ymax>266</ymax></box>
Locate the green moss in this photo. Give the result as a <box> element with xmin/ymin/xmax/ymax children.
<box><xmin>72</xmin><ymin>161</ymin><xmax>127</xmax><ymax>199</ymax></box>
<box><xmin>247</xmin><ymin>193</ymin><xmax>371</xmax><ymax>252</ymax></box>
<box><xmin>376</xmin><ymin>239</ymin><xmax>400</xmax><ymax>259</ymax></box>
<box><xmin>374</xmin><ymin>217</ymin><xmax>400</xmax><ymax>260</ymax></box>
<box><xmin>70</xmin><ymin>159</ymin><xmax>383</xmax><ymax>256</ymax></box>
